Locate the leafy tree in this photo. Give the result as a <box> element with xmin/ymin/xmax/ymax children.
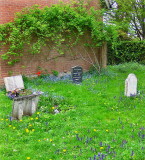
<box><xmin>103</xmin><ymin>0</ymin><xmax>145</xmax><ymax>40</ymax></box>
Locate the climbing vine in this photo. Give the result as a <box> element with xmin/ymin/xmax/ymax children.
<box><xmin>0</xmin><ymin>3</ymin><xmax>119</xmax><ymax>65</ymax></box>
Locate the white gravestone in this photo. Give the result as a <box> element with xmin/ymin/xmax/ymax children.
<box><xmin>4</xmin><ymin>75</ymin><xmax>24</xmax><ymax>92</ymax></box>
<box><xmin>125</xmin><ymin>73</ymin><xmax>137</xmax><ymax>97</ymax></box>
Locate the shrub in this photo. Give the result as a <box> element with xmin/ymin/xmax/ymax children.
<box><xmin>52</xmin><ymin>70</ymin><xmax>59</xmax><ymax>77</ymax></box>
<box><xmin>108</xmin><ymin>41</ymin><xmax>145</xmax><ymax>64</ymax></box>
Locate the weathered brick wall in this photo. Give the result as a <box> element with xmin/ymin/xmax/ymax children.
<box><xmin>0</xmin><ymin>36</ymin><xmax>102</xmax><ymax>83</ymax></box>
<box><xmin>0</xmin><ymin>0</ymin><xmax>103</xmax><ymax>86</ymax></box>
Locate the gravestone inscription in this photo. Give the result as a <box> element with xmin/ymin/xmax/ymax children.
<box><xmin>125</xmin><ymin>73</ymin><xmax>137</xmax><ymax>97</ymax></box>
<box><xmin>71</xmin><ymin>66</ymin><xmax>83</xmax><ymax>84</ymax></box>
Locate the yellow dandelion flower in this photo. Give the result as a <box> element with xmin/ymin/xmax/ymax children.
<box><xmin>49</xmin><ymin>139</ymin><xmax>53</xmax><ymax>142</ymax></box>
<box><xmin>6</xmin><ymin>119</ymin><xmax>8</xmax><ymax>121</ymax></box>
<box><xmin>74</xmin><ymin>131</ymin><xmax>78</xmax><ymax>133</ymax></box>
<box><xmin>93</xmin><ymin>129</ymin><xmax>97</xmax><ymax>132</ymax></box>
<box><xmin>9</xmin><ymin>125</ymin><xmax>12</xmax><ymax>127</ymax></box>
<box><xmin>35</xmin><ymin>117</ymin><xmax>38</xmax><ymax>120</ymax></box>
<box><xmin>32</xmin><ymin>129</ymin><xmax>35</xmax><ymax>132</ymax></box>
<box><xmin>26</xmin><ymin>157</ymin><xmax>31</xmax><ymax>160</ymax></box>
<box><xmin>29</xmin><ymin>124</ymin><xmax>32</xmax><ymax>127</ymax></box>
<box><xmin>37</xmin><ymin>112</ymin><xmax>40</xmax><ymax>114</ymax></box>
<box><xmin>13</xmin><ymin>127</ymin><xmax>16</xmax><ymax>129</ymax></box>
<box><xmin>106</xmin><ymin>129</ymin><xmax>109</xmax><ymax>132</ymax></box>
<box><xmin>30</xmin><ymin>118</ymin><xmax>33</xmax><ymax>120</ymax></box>
<box><xmin>19</xmin><ymin>119</ymin><xmax>23</xmax><ymax>122</ymax></box>
<box><xmin>1</xmin><ymin>119</ymin><xmax>4</xmax><ymax>121</ymax></box>
<box><xmin>38</xmin><ymin>140</ymin><xmax>41</xmax><ymax>142</ymax></box>
<box><xmin>63</xmin><ymin>149</ymin><xmax>67</xmax><ymax>152</ymax></box>
<box><xmin>51</xmin><ymin>107</ymin><xmax>55</xmax><ymax>110</ymax></box>
<box><xmin>25</xmin><ymin>129</ymin><xmax>29</xmax><ymax>133</ymax></box>
<box><xmin>100</xmin><ymin>147</ymin><xmax>104</xmax><ymax>150</ymax></box>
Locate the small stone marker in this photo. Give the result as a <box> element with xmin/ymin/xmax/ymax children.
<box><xmin>125</xmin><ymin>73</ymin><xmax>137</xmax><ymax>97</ymax></box>
<box><xmin>4</xmin><ymin>75</ymin><xmax>24</xmax><ymax>92</ymax></box>
<box><xmin>71</xmin><ymin>66</ymin><xmax>83</xmax><ymax>84</ymax></box>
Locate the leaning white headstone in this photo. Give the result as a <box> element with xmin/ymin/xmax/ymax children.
<box><xmin>125</xmin><ymin>73</ymin><xmax>137</xmax><ymax>97</ymax></box>
<box><xmin>4</xmin><ymin>75</ymin><xmax>24</xmax><ymax>92</ymax></box>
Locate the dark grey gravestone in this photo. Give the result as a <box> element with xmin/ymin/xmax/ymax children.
<box><xmin>71</xmin><ymin>66</ymin><xmax>83</xmax><ymax>84</ymax></box>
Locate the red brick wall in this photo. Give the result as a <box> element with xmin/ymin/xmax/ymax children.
<box><xmin>0</xmin><ymin>0</ymin><xmax>102</xmax><ymax>86</ymax></box>
<box><xmin>0</xmin><ymin>0</ymin><xmax>100</xmax><ymax>24</ymax></box>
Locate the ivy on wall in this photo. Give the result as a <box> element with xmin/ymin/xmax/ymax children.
<box><xmin>0</xmin><ymin>3</ymin><xmax>118</xmax><ymax>65</ymax></box>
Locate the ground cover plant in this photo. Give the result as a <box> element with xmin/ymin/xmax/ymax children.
<box><xmin>0</xmin><ymin>62</ymin><xmax>145</xmax><ymax>160</ymax></box>
<box><xmin>0</xmin><ymin>3</ymin><xmax>117</xmax><ymax>66</ymax></box>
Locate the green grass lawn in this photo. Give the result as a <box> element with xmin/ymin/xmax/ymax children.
<box><xmin>0</xmin><ymin>63</ymin><xmax>145</xmax><ymax>160</ymax></box>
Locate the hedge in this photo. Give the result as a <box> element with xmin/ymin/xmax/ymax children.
<box><xmin>108</xmin><ymin>41</ymin><xmax>145</xmax><ymax>65</ymax></box>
